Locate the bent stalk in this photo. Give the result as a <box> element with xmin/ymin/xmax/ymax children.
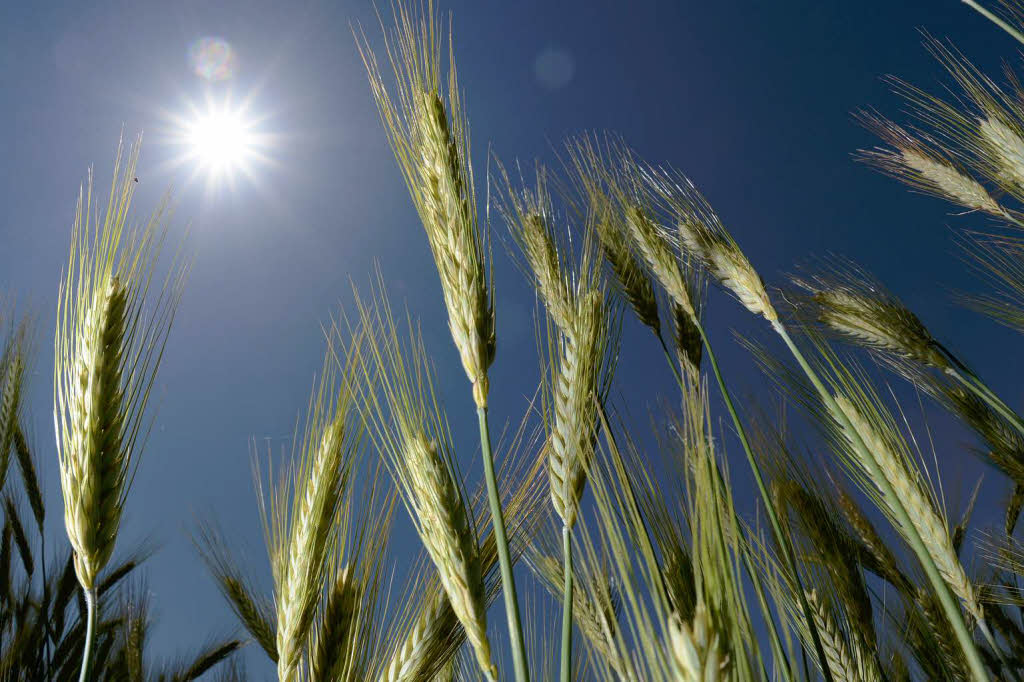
<box><xmin>772</xmin><ymin>322</ymin><xmax>989</xmax><ymax>682</ymax></box>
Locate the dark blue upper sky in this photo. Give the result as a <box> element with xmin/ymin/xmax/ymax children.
<box><xmin>0</xmin><ymin>0</ymin><xmax>1017</xmax><ymax>677</ymax></box>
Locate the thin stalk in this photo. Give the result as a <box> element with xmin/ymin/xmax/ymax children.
<box><xmin>656</xmin><ymin>343</ymin><xmax>793</xmax><ymax>682</ymax></box>
<box><xmin>956</xmin><ymin>367</ymin><xmax>1024</xmax><ymax>436</ymax></box>
<box><xmin>694</xmin><ymin>323</ymin><xmax>834</xmax><ymax>682</ymax></box>
<box><xmin>937</xmin><ymin>342</ymin><xmax>1024</xmax><ymax>439</ymax></box>
<box><xmin>78</xmin><ymin>587</ymin><xmax>97</xmax><ymax>682</ymax></box>
<box><xmin>772</xmin><ymin>322</ymin><xmax>989</xmax><ymax>682</ymax></box>
<box><xmin>656</xmin><ymin>333</ymin><xmax>683</xmax><ymax>386</ymax></box>
<box><xmin>560</xmin><ymin>525</ymin><xmax>573</xmax><ymax>682</ymax></box>
<box><xmin>477</xmin><ymin>406</ymin><xmax>529</xmax><ymax>682</ymax></box>
<box><xmin>962</xmin><ymin>0</ymin><xmax>1024</xmax><ymax>47</ymax></box>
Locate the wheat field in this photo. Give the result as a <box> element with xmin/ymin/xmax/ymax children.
<box><xmin>8</xmin><ymin>0</ymin><xmax>1024</xmax><ymax>680</ymax></box>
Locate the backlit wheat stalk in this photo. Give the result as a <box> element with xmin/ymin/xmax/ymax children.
<box><xmin>357</xmin><ymin>5</ymin><xmax>529</xmax><ymax>675</ymax></box>
<box><xmin>354</xmin><ymin>296</ymin><xmax>496</xmax><ymax>681</ymax></box>
<box><xmin>833</xmin><ymin>394</ymin><xmax>983</xmax><ymax>622</ymax></box>
<box><xmin>356</xmin><ymin>1</ymin><xmax>493</xmax><ymax>408</ymax></box>
<box><xmin>53</xmin><ymin>137</ymin><xmax>183</xmax><ymax>682</ymax></box>
<box><xmin>499</xmin><ymin>164</ymin><xmax>618</xmax><ymax>682</ymax></box>
<box><xmin>262</xmin><ymin>335</ymin><xmax>363</xmax><ymax>681</ymax></box>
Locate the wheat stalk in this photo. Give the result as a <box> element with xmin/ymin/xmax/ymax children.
<box><xmin>358</xmin><ymin>6</ymin><xmax>531</xmax><ymax>672</ymax></box>
<box><xmin>53</xmin><ymin>137</ymin><xmax>182</xmax><ymax>682</ymax></box>
<box><xmin>355</xmin><ymin>299</ymin><xmax>495</xmax><ymax>681</ymax></box>
<box><xmin>356</xmin><ymin>1</ymin><xmax>493</xmax><ymax>409</ymax></box>
<box><xmin>266</xmin><ymin>337</ymin><xmax>361</xmax><ymax>682</ymax></box>
<box><xmin>834</xmin><ymin>395</ymin><xmax>983</xmax><ymax>621</ymax></box>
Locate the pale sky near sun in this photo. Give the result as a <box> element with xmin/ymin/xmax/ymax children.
<box><xmin>0</xmin><ymin>1</ymin><xmax>1019</xmax><ymax>677</ymax></box>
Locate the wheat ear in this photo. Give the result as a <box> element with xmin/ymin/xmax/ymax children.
<box><xmin>856</xmin><ymin>112</ymin><xmax>1005</xmax><ymax>216</ymax></box>
<box><xmin>565</xmin><ymin>135</ymin><xmax>663</xmax><ymax>336</ymax></box>
<box><xmin>356</xmin><ymin>1</ymin><xmax>493</xmax><ymax>408</ymax></box>
<box><xmin>803</xmin><ymin>590</ymin><xmax>860</xmax><ymax>682</ymax></box>
<box><xmin>833</xmin><ymin>395</ymin><xmax>983</xmax><ymax>622</ymax></box>
<box><xmin>53</xmin><ymin>137</ymin><xmax>183</xmax><ymax>682</ymax></box>
<box><xmin>355</xmin><ymin>299</ymin><xmax>495</xmax><ymax>681</ymax></box>
<box><xmin>548</xmin><ymin>291</ymin><xmax>607</xmax><ymax>530</ymax></box>
<box><xmin>310</xmin><ymin>563</ymin><xmax>361</xmax><ymax>681</ymax></box>
<box><xmin>0</xmin><ymin>319</ymin><xmax>28</xmax><ymax>474</ymax></box>
<box><xmin>264</xmin><ymin>336</ymin><xmax>362</xmax><ymax>682</ymax></box>
<box><xmin>667</xmin><ymin>600</ymin><xmax>729</xmax><ymax>682</ymax></box>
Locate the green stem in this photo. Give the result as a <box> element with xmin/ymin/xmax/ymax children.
<box><xmin>78</xmin><ymin>587</ymin><xmax>97</xmax><ymax>682</ymax></box>
<box><xmin>477</xmin><ymin>406</ymin><xmax>529</xmax><ymax>682</ymax></box>
<box><xmin>962</xmin><ymin>0</ymin><xmax>1024</xmax><ymax>46</ymax></box>
<box><xmin>656</xmin><ymin>340</ymin><xmax>793</xmax><ymax>682</ymax></box>
<box><xmin>560</xmin><ymin>525</ymin><xmax>573</xmax><ymax>682</ymax></box>
<box><xmin>772</xmin><ymin>322</ymin><xmax>989</xmax><ymax>682</ymax></box>
<box><xmin>656</xmin><ymin>333</ymin><xmax>683</xmax><ymax>386</ymax></box>
<box><xmin>952</xmin><ymin>366</ymin><xmax>1024</xmax><ymax>437</ymax></box>
<box><xmin>694</xmin><ymin>323</ymin><xmax>834</xmax><ymax>682</ymax></box>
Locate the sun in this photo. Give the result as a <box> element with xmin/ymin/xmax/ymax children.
<box><xmin>163</xmin><ymin>93</ymin><xmax>271</xmax><ymax>192</ymax></box>
<box><xmin>186</xmin><ymin>108</ymin><xmax>255</xmax><ymax>175</ymax></box>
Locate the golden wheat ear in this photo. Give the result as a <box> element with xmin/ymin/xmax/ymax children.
<box><xmin>53</xmin><ymin>135</ymin><xmax>184</xmax><ymax>681</ymax></box>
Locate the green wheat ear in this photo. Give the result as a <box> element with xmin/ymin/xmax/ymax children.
<box><xmin>54</xmin><ymin>136</ymin><xmax>184</xmax><ymax>593</ymax></box>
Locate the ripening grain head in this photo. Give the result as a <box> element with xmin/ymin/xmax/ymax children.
<box><xmin>353</xmin><ymin>294</ymin><xmax>495</xmax><ymax>681</ymax></box>
<box><xmin>357</xmin><ymin>0</ymin><xmax>494</xmax><ymax>408</ymax></box>
<box><xmin>796</xmin><ymin>263</ymin><xmax>949</xmax><ymax>370</ymax></box>
<box><xmin>264</xmin><ymin>336</ymin><xmax>362</xmax><ymax>681</ymax></box>
<box><xmin>54</xmin><ymin>138</ymin><xmax>183</xmax><ymax>591</ymax></box>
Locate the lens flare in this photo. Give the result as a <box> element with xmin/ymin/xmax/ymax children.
<box><xmin>188</xmin><ymin>37</ymin><xmax>237</xmax><ymax>81</ymax></box>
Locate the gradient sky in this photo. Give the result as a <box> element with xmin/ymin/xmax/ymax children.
<box><xmin>0</xmin><ymin>0</ymin><xmax>1018</xmax><ymax>677</ymax></box>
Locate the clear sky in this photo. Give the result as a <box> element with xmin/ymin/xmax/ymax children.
<box><xmin>0</xmin><ymin>0</ymin><xmax>1018</xmax><ymax>677</ymax></box>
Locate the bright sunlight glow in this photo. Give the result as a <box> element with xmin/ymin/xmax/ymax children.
<box><xmin>186</xmin><ymin>107</ymin><xmax>256</xmax><ymax>175</ymax></box>
<box><xmin>163</xmin><ymin>93</ymin><xmax>272</xmax><ymax>194</ymax></box>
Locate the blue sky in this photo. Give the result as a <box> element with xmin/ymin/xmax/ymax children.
<box><xmin>0</xmin><ymin>0</ymin><xmax>1018</xmax><ymax>677</ymax></box>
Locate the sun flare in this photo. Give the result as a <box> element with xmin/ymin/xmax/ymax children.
<box><xmin>164</xmin><ymin>93</ymin><xmax>271</xmax><ymax>192</ymax></box>
<box><xmin>187</xmin><ymin>109</ymin><xmax>254</xmax><ymax>174</ymax></box>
